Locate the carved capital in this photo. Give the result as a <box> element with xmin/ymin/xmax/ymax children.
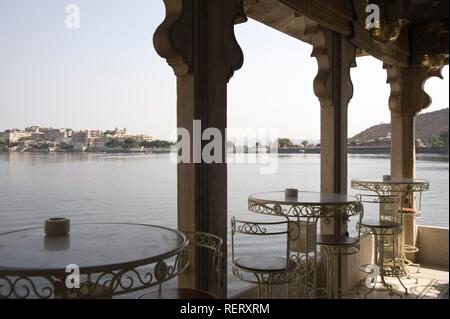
<box><xmin>297</xmin><ymin>16</ymin><xmax>332</xmax><ymax>107</ymax></box>
<box><xmin>384</xmin><ymin>63</ymin><xmax>444</xmax><ymax>115</ymax></box>
<box><xmin>153</xmin><ymin>0</ymin><xmax>247</xmax><ymax>82</ymax></box>
<box><xmin>296</xmin><ymin>16</ymin><xmax>356</xmax><ymax>108</ymax></box>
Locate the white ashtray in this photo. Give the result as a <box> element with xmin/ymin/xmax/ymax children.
<box><xmin>44</xmin><ymin>218</ymin><xmax>70</xmax><ymax>236</ymax></box>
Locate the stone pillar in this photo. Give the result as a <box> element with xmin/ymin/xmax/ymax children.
<box><xmin>385</xmin><ymin>65</ymin><xmax>444</xmax><ymax>179</ymax></box>
<box><xmin>385</xmin><ymin>64</ymin><xmax>444</xmax><ymax>254</ymax></box>
<box><xmin>318</xmin><ymin>31</ymin><xmax>356</xmax><ymax>291</ymax></box>
<box><xmin>297</xmin><ymin>17</ymin><xmax>355</xmax><ymax>230</ymax></box>
<box><xmin>297</xmin><ymin>16</ymin><xmax>356</xmax><ymax>290</ymax></box>
<box><xmin>317</xmin><ymin>32</ymin><xmax>355</xmax><ymax>201</ymax></box>
<box><xmin>153</xmin><ymin>0</ymin><xmax>247</xmax><ymax>297</ymax></box>
<box><xmin>303</xmin><ymin>21</ymin><xmax>356</xmax><ymax>235</ymax></box>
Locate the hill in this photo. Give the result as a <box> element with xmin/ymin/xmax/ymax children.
<box><xmin>350</xmin><ymin>108</ymin><xmax>449</xmax><ymax>145</ymax></box>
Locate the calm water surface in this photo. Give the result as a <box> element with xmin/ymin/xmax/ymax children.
<box><xmin>2</xmin><ymin>153</ymin><xmax>447</xmax><ymax>231</ymax></box>
<box><xmin>0</xmin><ymin>153</ymin><xmax>448</xmax><ymax>295</ymax></box>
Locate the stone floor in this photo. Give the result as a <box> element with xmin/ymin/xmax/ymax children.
<box><xmin>116</xmin><ymin>263</ymin><xmax>448</xmax><ymax>299</ymax></box>
<box><xmin>357</xmin><ymin>264</ymin><xmax>449</xmax><ymax>299</ymax></box>
<box><xmin>231</xmin><ymin>264</ymin><xmax>449</xmax><ymax>299</ymax></box>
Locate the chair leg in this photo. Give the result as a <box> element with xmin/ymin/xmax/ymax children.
<box><xmin>325</xmin><ymin>247</ymin><xmax>334</xmax><ymax>299</ymax></box>
<box><xmin>333</xmin><ymin>252</ymin><xmax>339</xmax><ymax>299</ymax></box>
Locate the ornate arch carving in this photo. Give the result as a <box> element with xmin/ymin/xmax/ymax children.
<box><xmin>296</xmin><ymin>15</ymin><xmax>356</xmax><ymax>108</ymax></box>
<box><xmin>384</xmin><ymin>63</ymin><xmax>444</xmax><ymax>115</ymax></box>
<box><xmin>153</xmin><ymin>0</ymin><xmax>247</xmax><ymax>82</ymax></box>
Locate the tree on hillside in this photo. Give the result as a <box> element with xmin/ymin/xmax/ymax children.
<box><xmin>431</xmin><ymin>135</ymin><xmax>446</xmax><ymax>146</ymax></box>
<box><xmin>105</xmin><ymin>138</ymin><xmax>122</xmax><ymax>148</ymax></box>
<box><xmin>123</xmin><ymin>138</ymin><xmax>139</xmax><ymax>149</ymax></box>
<box><xmin>277</xmin><ymin>138</ymin><xmax>294</xmax><ymax>148</ymax></box>
<box><xmin>301</xmin><ymin>140</ymin><xmax>309</xmax><ymax>148</ymax></box>
<box><xmin>440</xmin><ymin>132</ymin><xmax>449</xmax><ymax>145</ymax></box>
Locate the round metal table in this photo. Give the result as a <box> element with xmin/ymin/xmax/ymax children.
<box><xmin>248</xmin><ymin>191</ymin><xmax>363</xmax><ymax>219</ymax></box>
<box><xmin>351</xmin><ymin>177</ymin><xmax>429</xmax><ymax>195</ymax></box>
<box><xmin>0</xmin><ymin>223</ymin><xmax>189</xmax><ymax>299</ymax></box>
<box><xmin>247</xmin><ymin>191</ymin><xmax>363</xmax><ymax>299</ymax></box>
<box><xmin>351</xmin><ymin>177</ymin><xmax>430</xmax><ymax>285</ymax></box>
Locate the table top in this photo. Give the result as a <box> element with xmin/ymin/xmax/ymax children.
<box><xmin>0</xmin><ymin>223</ymin><xmax>187</xmax><ymax>275</ymax></box>
<box><xmin>351</xmin><ymin>177</ymin><xmax>429</xmax><ymax>192</ymax></box>
<box><xmin>351</xmin><ymin>177</ymin><xmax>429</xmax><ymax>185</ymax></box>
<box><xmin>248</xmin><ymin>191</ymin><xmax>360</xmax><ymax>206</ymax></box>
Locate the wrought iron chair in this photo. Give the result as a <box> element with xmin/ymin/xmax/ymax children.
<box><xmin>316</xmin><ymin>204</ymin><xmax>364</xmax><ymax>299</ymax></box>
<box><xmin>357</xmin><ymin>194</ymin><xmax>407</xmax><ymax>298</ymax></box>
<box><xmin>231</xmin><ymin>217</ymin><xmax>300</xmax><ymax>298</ymax></box>
<box><xmin>137</xmin><ymin>231</ymin><xmax>223</xmax><ymax>299</ymax></box>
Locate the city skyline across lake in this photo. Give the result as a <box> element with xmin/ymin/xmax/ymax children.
<box><xmin>1</xmin><ymin>106</ymin><xmax>448</xmax><ymax>153</ymax></box>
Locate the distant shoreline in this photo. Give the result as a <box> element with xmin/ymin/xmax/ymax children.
<box><xmin>1</xmin><ymin>148</ymin><xmax>448</xmax><ymax>161</ymax></box>
<box><xmin>0</xmin><ymin>147</ymin><xmax>172</xmax><ymax>155</ymax></box>
<box><xmin>277</xmin><ymin>146</ymin><xmax>449</xmax><ymax>155</ymax></box>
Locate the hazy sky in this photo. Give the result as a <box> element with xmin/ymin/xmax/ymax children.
<box><xmin>0</xmin><ymin>0</ymin><xmax>448</xmax><ymax>140</ymax></box>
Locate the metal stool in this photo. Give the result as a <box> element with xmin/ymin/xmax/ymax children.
<box><xmin>397</xmin><ymin>207</ymin><xmax>421</xmax><ymax>278</ymax></box>
<box><xmin>286</xmin><ymin>219</ymin><xmax>318</xmax><ymax>299</ymax></box>
<box><xmin>358</xmin><ymin>194</ymin><xmax>408</xmax><ymax>298</ymax></box>
<box><xmin>395</xmin><ymin>188</ymin><xmax>425</xmax><ymax>279</ymax></box>
<box><xmin>316</xmin><ymin>204</ymin><xmax>363</xmax><ymax>299</ymax></box>
<box><xmin>316</xmin><ymin>235</ymin><xmax>360</xmax><ymax>299</ymax></box>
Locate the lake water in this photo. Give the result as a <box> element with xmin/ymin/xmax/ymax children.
<box><xmin>0</xmin><ymin>153</ymin><xmax>448</xmax><ymax>296</ymax></box>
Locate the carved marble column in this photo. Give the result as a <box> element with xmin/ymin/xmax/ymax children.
<box><xmin>385</xmin><ymin>64</ymin><xmax>444</xmax><ymax>255</ymax></box>
<box><xmin>154</xmin><ymin>0</ymin><xmax>247</xmax><ymax>297</ymax></box>
<box><xmin>297</xmin><ymin>16</ymin><xmax>356</xmax><ymax>233</ymax></box>
<box><xmin>385</xmin><ymin>64</ymin><xmax>444</xmax><ymax>179</ymax></box>
<box><xmin>297</xmin><ymin>16</ymin><xmax>357</xmax><ymax>290</ymax></box>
